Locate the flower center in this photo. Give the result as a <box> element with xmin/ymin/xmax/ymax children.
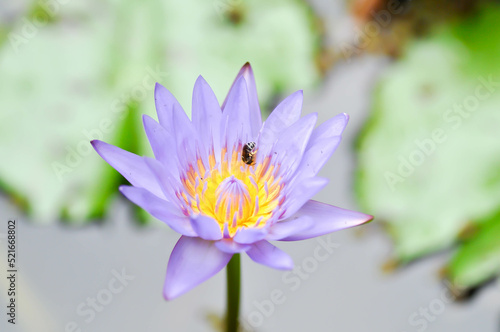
<box><xmin>178</xmin><ymin>144</ymin><xmax>282</xmax><ymax>236</ymax></box>
<box><xmin>214</xmin><ymin>176</ymin><xmax>251</xmax><ymax>227</ymax></box>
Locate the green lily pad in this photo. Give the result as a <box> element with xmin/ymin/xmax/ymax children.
<box><xmin>446</xmin><ymin>209</ymin><xmax>500</xmax><ymax>289</ymax></box>
<box><xmin>0</xmin><ymin>0</ymin><xmax>322</xmax><ymax>224</ymax></box>
<box><xmin>355</xmin><ymin>5</ymin><xmax>500</xmax><ymax>289</ymax></box>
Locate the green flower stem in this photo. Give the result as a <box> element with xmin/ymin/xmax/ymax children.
<box><xmin>226</xmin><ymin>253</ymin><xmax>241</xmax><ymax>332</ymax></box>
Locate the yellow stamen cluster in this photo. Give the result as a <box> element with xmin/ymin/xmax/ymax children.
<box><xmin>178</xmin><ymin>144</ymin><xmax>282</xmax><ymax>236</ymax></box>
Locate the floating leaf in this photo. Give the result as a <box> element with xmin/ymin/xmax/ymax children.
<box><xmin>446</xmin><ymin>209</ymin><xmax>500</xmax><ymax>289</ymax></box>
<box><xmin>355</xmin><ymin>5</ymin><xmax>500</xmax><ymax>289</ymax></box>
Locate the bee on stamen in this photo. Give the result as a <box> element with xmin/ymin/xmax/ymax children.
<box><xmin>241</xmin><ymin>141</ymin><xmax>257</xmax><ymax>166</ymax></box>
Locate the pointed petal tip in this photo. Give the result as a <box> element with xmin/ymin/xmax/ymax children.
<box><xmin>295</xmin><ymin>90</ymin><xmax>304</xmax><ymax>98</ymax></box>
<box><xmin>163</xmin><ymin>285</ymin><xmax>183</xmax><ymax>301</ymax></box>
<box><xmin>354</xmin><ymin>211</ymin><xmax>374</xmax><ymax>225</ymax></box>
<box><xmin>154</xmin><ymin>82</ymin><xmax>170</xmax><ymax>98</ymax></box>
<box><xmin>362</xmin><ymin>214</ymin><xmax>375</xmax><ymax>224</ymax></box>
<box><xmin>288</xmin><ymin>90</ymin><xmax>304</xmax><ymax>104</ymax></box>
<box><xmin>271</xmin><ymin>252</ymin><xmax>294</xmax><ymax>270</ymax></box>
<box><xmin>281</xmin><ymin>260</ymin><xmax>294</xmax><ymax>271</ymax></box>
<box><xmin>142</xmin><ymin>113</ymin><xmax>154</xmax><ymax>125</ymax></box>
<box><xmin>163</xmin><ymin>292</ymin><xmax>173</xmax><ymax>301</ymax></box>
<box><xmin>91</xmin><ymin>140</ymin><xmax>110</xmax><ymax>162</ymax></box>
<box><xmin>241</xmin><ymin>62</ymin><xmax>253</xmax><ymax>73</ymax></box>
<box><xmin>117</xmin><ymin>186</ymin><xmax>132</xmax><ymax>201</ymax></box>
<box><xmin>246</xmin><ymin>240</ymin><xmax>295</xmax><ymax>270</ymax></box>
<box><xmin>339</xmin><ymin>113</ymin><xmax>350</xmax><ymax>127</ymax></box>
<box><xmin>117</xmin><ymin>185</ymin><xmax>136</xmax><ymax>198</ymax></box>
<box><xmin>154</xmin><ymin>82</ymin><xmax>161</xmax><ymax>94</ymax></box>
<box><xmin>163</xmin><ymin>275</ymin><xmax>195</xmax><ymax>300</ymax></box>
<box><xmin>194</xmin><ymin>74</ymin><xmax>207</xmax><ymax>85</ymax></box>
<box><xmin>90</xmin><ymin>140</ymin><xmax>110</xmax><ymax>158</ymax></box>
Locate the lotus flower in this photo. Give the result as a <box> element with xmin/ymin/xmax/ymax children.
<box><xmin>91</xmin><ymin>63</ymin><xmax>373</xmax><ymax>300</ymax></box>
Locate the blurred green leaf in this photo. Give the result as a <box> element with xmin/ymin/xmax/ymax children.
<box><xmin>355</xmin><ymin>5</ymin><xmax>500</xmax><ymax>289</ymax></box>
<box><xmin>446</xmin><ymin>209</ymin><xmax>500</xmax><ymax>289</ymax></box>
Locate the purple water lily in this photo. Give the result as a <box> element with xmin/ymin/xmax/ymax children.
<box><xmin>92</xmin><ymin>63</ymin><xmax>373</xmax><ymax>300</ymax></box>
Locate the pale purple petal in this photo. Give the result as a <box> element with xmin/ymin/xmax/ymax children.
<box><xmin>257</xmin><ymin>90</ymin><xmax>303</xmax><ymax>158</ymax></box>
<box><xmin>154</xmin><ymin>83</ymin><xmax>184</xmax><ymax>133</ymax></box>
<box><xmin>266</xmin><ymin>216</ymin><xmax>314</xmax><ymax>241</ymax></box>
<box><xmin>246</xmin><ymin>240</ymin><xmax>294</xmax><ymax>270</ymax></box>
<box><xmin>222</xmin><ymin>63</ymin><xmax>262</xmax><ymax>137</ymax></box>
<box><xmin>155</xmin><ymin>82</ymin><xmax>199</xmax><ymax>165</ymax></box>
<box><xmin>221</xmin><ymin>76</ymin><xmax>252</xmax><ymax>146</ymax></box>
<box><xmin>171</xmin><ymin>101</ymin><xmax>205</xmax><ymax>168</ymax></box>
<box><xmin>215</xmin><ymin>238</ymin><xmax>251</xmax><ymax>253</ymax></box>
<box><xmin>142</xmin><ymin>115</ymin><xmax>179</xmax><ymax>177</ymax></box>
<box><xmin>271</xmin><ymin>112</ymin><xmax>318</xmax><ymax>178</ymax></box>
<box><xmin>280</xmin><ymin>200</ymin><xmax>374</xmax><ymax>241</ymax></box>
<box><xmin>294</xmin><ymin>113</ymin><xmax>348</xmax><ymax>180</ymax></box>
<box><xmin>119</xmin><ymin>186</ymin><xmax>195</xmax><ymax>236</ymax></box>
<box><xmin>296</xmin><ymin>136</ymin><xmax>342</xmax><ymax>180</ymax></box>
<box><xmin>192</xmin><ymin>76</ymin><xmax>222</xmax><ymax>153</ymax></box>
<box><xmin>190</xmin><ymin>215</ymin><xmax>223</xmax><ymax>240</ymax></box>
<box><xmin>164</xmin><ymin>236</ymin><xmax>232</xmax><ymax>300</ymax></box>
<box><xmin>91</xmin><ymin>140</ymin><xmax>164</xmax><ymax>198</ymax></box>
<box><xmin>307</xmin><ymin>113</ymin><xmax>349</xmax><ymax>145</ymax></box>
<box><xmin>279</xmin><ymin>177</ymin><xmax>329</xmax><ymax>220</ymax></box>
<box><xmin>233</xmin><ymin>227</ymin><xmax>268</xmax><ymax>244</ymax></box>
<box><xmin>143</xmin><ymin>157</ymin><xmax>182</xmax><ymax>205</ymax></box>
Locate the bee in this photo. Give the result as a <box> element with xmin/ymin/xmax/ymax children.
<box><xmin>241</xmin><ymin>141</ymin><xmax>257</xmax><ymax>166</ymax></box>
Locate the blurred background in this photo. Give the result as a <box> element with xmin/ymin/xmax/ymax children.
<box><xmin>1</xmin><ymin>0</ymin><xmax>499</xmax><ymax>331</ymax></box>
